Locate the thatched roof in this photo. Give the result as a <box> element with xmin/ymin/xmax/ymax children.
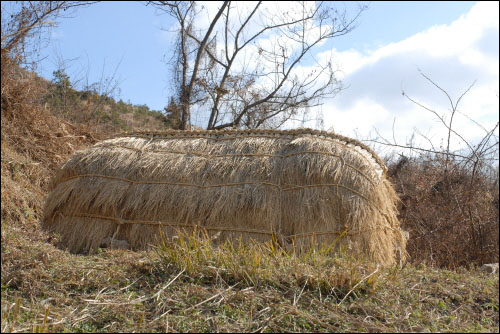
<box><xmin>43</xmin><ymin>128</ymin><xmax>406</xmax><ymax>266</ymax></box>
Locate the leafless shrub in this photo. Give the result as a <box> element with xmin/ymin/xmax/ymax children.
<box><xmin>369</xmin><ymin>69</ymin><xmax>499</xmax><ymax>268</ymax></box>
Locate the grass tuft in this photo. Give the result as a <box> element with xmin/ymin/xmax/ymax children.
<box><xmin>154</xmin><ymin>229</ymin><xmax>379</xmax><ymax>301</ymax></box>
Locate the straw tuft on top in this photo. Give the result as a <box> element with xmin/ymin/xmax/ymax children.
<box><xmin>43</xmin><ymin>128</ymin><xmax>406</xmax><ymax>266</ymax></box>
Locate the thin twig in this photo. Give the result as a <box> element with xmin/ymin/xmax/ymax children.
<box><xmin>83</xmin><ymin>269</ymin><xmax>184</xmax><ymax>305</ymax></box>
<box><xmin>338</xmin><ymin>266</ymin><xmax>379</xmax><ymax>306</ymax></box>
<box><xmin>186</xmin><ymin>283</ymin><xmax>238</xmax><ymax>311</ymax></box>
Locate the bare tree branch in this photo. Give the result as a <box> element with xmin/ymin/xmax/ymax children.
<box><xmin>152</xmin><ymin>1</ymin><xmax>366</xmax><ymax>130</ymax></box>
<box><xmin>2</xmin><ymin>1</ymin><xmax>98</xmax><ymax>62</ymax></box>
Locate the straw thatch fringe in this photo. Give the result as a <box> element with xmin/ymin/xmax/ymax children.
<box><xmin>43</xmin><ymin>128</ymin><xmax>406</xmax><ymax>266</ymax></box>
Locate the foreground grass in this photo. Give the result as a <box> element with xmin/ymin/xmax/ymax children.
<box><xmin>1</xmin><ymin>225</ymin><xmax>498</xmax><ymax>333</ymax></box>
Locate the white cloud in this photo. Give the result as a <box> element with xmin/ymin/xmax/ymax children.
<box><xmin>163</xmin><ymin>0</ymin><xmax>498</xmax><ymax>153</ymax></box>
<box><xmin>300</xmin><ymin>1</ymin><xmax>499</xmax><ymax>154</ymax></box>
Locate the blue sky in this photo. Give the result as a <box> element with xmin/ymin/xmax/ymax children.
<box><xmin>319</xmin><ymin>1</ymin><xmax>478</xmax><ymax>51</ymax></box>
<box><xmin>11</xmin><ymin>1</ymin><xmax>499</xmax><ymax>153</ymax></box>
<box><xmin>34</xmin><ymin>1</ymin><xmax>477</xmax><ymax>111</ymax></box>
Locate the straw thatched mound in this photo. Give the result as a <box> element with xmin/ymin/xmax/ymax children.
<box><xmin>43</xmin><ymin>129</ymin><xmax>406</xmax><ymax>266</ymax></box>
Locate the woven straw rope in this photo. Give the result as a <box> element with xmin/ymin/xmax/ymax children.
<box><xmin>116</xmin><ymin>128</ymin><xmax>385</xmax><ymax>166</ymax></box>
<box><xmin>60</xmin><ymin>212</ymin><xmax>274</xmax><ymax>236</ymax></box>
<box><xmin>95</xmin><ymin>143</ymin><xmax>378</xmax><ymax>187</ymax></box>
<box><xmin>60</xmin><ymin>174</ymin><xmax>369</xmax><ymax>201</ymax></box>
<box><xmin>56</xmin><ymin>174</ymin><xmax>398</xmax><ymax>239</ymax></box>
<box><xmin>56</xmin><ymin>211</ymin><xmax>398</xmax><ymax>239</ymax></box>
<box><xmin>116</xmin><ymin>129</ymin><xmax>387</xmax><ymax>174</ymax></box>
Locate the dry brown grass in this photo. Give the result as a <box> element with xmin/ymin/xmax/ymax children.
<box><xmin>387</xmin><ymin>153</ymin><xmax>499</xmax><ymax>268</ymax></box>
<box><xmin>2</xmin><ymin>227</ymin><xmax>498</xmax><ymax>333</ymax></box>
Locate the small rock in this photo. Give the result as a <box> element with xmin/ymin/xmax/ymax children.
<box><xmin>100</xmin><ymin>237</ymin><xmax>130</xmax><ymax>250</ymax></box>
<box><xmin>480</xmin><ymin>263</ymin><xmax>499</xmax><ymax>274</ymax></box>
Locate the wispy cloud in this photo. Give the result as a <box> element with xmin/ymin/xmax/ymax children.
<box><xmin>296</xmin><ymin>1</ymin><xmax>499</xmax><ymax>153</ymax></box>
<box><xmin>161</xmin><ymin>0</ymin><xmax>498</xmax><ymax>151</ymax></box>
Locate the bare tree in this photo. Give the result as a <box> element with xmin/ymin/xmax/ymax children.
<box><xmin>150</xmin><ymin>1</ymin><xmax>366</xmax><ymax>130</ymax></box>
<box><xmin>1</xmin><ymin>1</ymin><xmax>98</xmax><ymax>66</ymax></box>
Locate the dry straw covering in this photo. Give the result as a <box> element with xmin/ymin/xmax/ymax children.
<box><xmin>43</xmin><ymin>128</ymin><xmax>407</xmax><ymax>265</ymax></box>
